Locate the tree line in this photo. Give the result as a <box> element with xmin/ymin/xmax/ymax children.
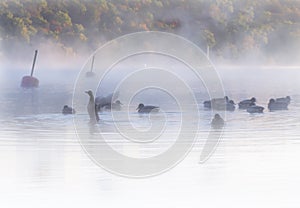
<box><xmin>1</xmin><ymin>0</ymin><xmax>300</xmax><ymax>63</ymax></box>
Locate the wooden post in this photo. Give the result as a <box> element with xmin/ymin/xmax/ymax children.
<box><xmin>30</xmin><ymin>50</ymin><xmax>38</xmax><ymax>77</ymax></box>
<box><xmin>206</xmin><ymin>45</ymin><xmax>210</xmax><ymax>60</ymax></box>
<box><xmin>90</xmin><ymin>55</ymin><xmax>95</xmax><ymax>72</ymax></box>
<box><xmin>86</xmin><ymin>55</ymin><xmax>96</xmax><ymax>77</ymax></box>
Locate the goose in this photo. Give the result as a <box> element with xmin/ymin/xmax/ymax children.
<box><xmin>85</xmin><ymin>90</ymin><xmax>100</xmax><ymax>122</ymax></box>
<box><xmin>62</xmin><ymin>105</ymin><xmax>76</xmax><ymax>114</ymax></box>
<box><xmin>238</xmin><ymin>97</ymin><xmax>256</xmax><ymax>109</ymax></box>
<box><xmin>211</xmin><ymin>114</ymin><xmax>225</xmax><ymax>129</ymax></box>
<box><xmin>136</xmin><ymin>103</ymin><xmax>159</xmax><ymax>113</ymax></box>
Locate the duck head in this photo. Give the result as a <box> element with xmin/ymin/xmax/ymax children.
<box><xmin>115</xmin><ymin>100</ymin><xmax>123</xmax><ymax>105</ymax></box>
<box><xmin>214</xmin><ymin>114</ymin><xmax>221</xmax><ymax>119</ymax></box>
<box><xmin>85</xmin><ymin>90</ymin><xmax>93</xmax><ymax>97</ymax></box>
<box><xmin>136</xmin><ymin>103</ymin><xmax>144</xmax><ymax>110</ymax></box>
<box><xmin>229</xmin><ymin>100</ymin><xmax>235</xmax><ymax>105</ymax></box>
<box><xmin>251</xmin><ymin>97</ymin><xmax>256</xmax><ymax>102</ymax></box>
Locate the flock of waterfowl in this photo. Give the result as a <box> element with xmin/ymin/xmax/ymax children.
<box><xmin>206</xmin><ymin>95</ymin><xmax>291</xmax><ymax>128</ymax></box>
<box><xmin>62</xmin><ymin>89</ymin><xmax>291</xmax><ymax>129</ymax></box>
<box><xmin>204</xmin><ymin>95</ymin><xmax>291</xmax><ymax>113</ymax></box>
<box><xmin>62</xmin><ymin>90</ymin><xmax>160</xmax><ymax>121</ymax></box>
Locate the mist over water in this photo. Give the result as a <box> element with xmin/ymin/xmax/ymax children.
<box><xmin>1</xmin><ymin>0</ymin><xmax>300</xmax><ymax>207</ymax></box>
<box><xmin>1</xmin><ymin>31</ymin><xmax>300</xmax><ymax>207</ymax></box>
<box><xmin>1</xmin><ymin>63</ymin><xmax>300</xmax><ymax>207</ymax></box>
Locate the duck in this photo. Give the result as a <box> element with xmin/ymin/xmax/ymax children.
<box><xmin>103</xmin><ymin>100</ymin><xmax>123</xmax><ymax>111</ymax></box>
<box><xmin>204</xmin><ymin>96</ymin><xmax>229</xmax><ymax>108</ymax></box>
<box><xmin>203</xmin><ymin>100</ymin><xmax>212</xmax><ymax>108</ymax></box>
<box><xmin>136</xmin><ymin>103</ymin><xmax>159</xmax><ymax>113</ymax></box>
<box><xmin>85</xmin><ymin>90</ymin><xmax>100</xmax><ymax>122</ymax></box>
<box><xmin>95</xmin><ymin>92</ymin><xmax>119</xmax><ymax>111</ymax></box>
<box><xmin>62</xmin><ymin>105</ymin><xmax>76</xmax><ymax>114</ymax></box>
<box><xmin>211</xmin><ymin>114</ymin><xmax>225</xmax><ymax>129</ymax></box>
<box><xmin>212</xmin><ymin>98</ymin><xmax>235</xmax><ymax>111</ymax></box>
<box><xmin>275</xmin><ymin>96</ymin><xmax>291</xmax><ymax>104</ymax></box>
<box><xmin>268</xmin><ymin>98</ymin><xmax>289</xmax><ymax>111</ymax></box>
<box><xmin>226</xmin><ymin>100</ymin><xmax>236</xmax><ymax>111</ymax></box>
<box><xmin>238</xmin><ymin>97</ymin><xmax>256</xmax><ymax>109</ymax></box>
<box><xmin>246</xmin><ymin>104</ymin><xmax>264</xmax><ymax>114</ymax></box>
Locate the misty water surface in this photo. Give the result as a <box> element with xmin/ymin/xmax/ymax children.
<box><xmin>0</xmin><ymin>67</ymin><xmax>300</xmax><ymax>208</ymax></box>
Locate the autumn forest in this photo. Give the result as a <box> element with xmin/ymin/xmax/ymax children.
<box><xmin>1</xmin><ymin>0</ymin><xmax>300</xmax><ymax>64</ymax></box>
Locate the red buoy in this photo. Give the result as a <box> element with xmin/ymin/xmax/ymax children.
<box><xmin>21</xmin><ymin>50</ymin><xmax>39</xmax><ymax>88</ymax></box>
<box><xmin>21</xmin><ymin>76</ymin><xmax>39</xmax><ymax>88</ymax></box>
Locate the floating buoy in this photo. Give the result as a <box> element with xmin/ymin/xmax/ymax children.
<box><xmin>86</xmin><ymin>55</ymin><xmax>96</xmax><ymax>77</ymax></box>
<box><xmin>21</xmin><ymin>50</ymin><xmax>39</xmax><ymax>88</ymax></box>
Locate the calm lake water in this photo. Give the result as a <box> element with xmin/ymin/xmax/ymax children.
<box><xmin>0</xmin><ymin>67</ymin><xmax>300</xmax><ymax>208</ymax></box>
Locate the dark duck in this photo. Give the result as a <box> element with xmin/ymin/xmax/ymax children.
<box><xmin>62</xmin><ymin>105</ymin><xmax>76</xmax><ymax>114</ymax></box>
<box><xmin>211</xmin><ymin>114</ymin><xmax>225</xmax><ymax>129</ymax></box>
<box><xmin>238</xmin><ymin>97</ymin><xmax>256</xmax><ymax>109</ymax></box>
<box><xmin>136</xmin><ymin>103</ymin><xmax>159</xmax><ymax>114</ymax></box>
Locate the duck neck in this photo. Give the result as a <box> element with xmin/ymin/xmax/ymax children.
<box><xmin>89</xmin><ymin>94</ymin><xmax>94</xmax><ymax>103</ymax></box>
